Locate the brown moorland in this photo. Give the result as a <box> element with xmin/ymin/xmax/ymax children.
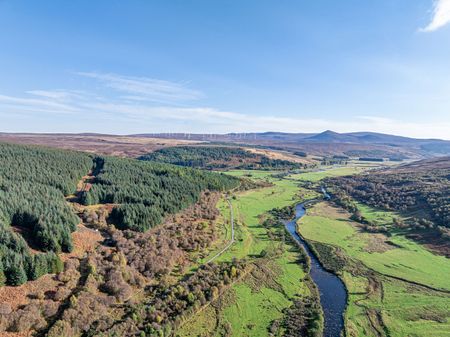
<box><xmin>0</xmin><ymin>133</ymin><xmax>201</xmax><ymax>157</ymax></box>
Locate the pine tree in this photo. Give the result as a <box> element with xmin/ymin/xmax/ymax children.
<box><xmin>8</xmin><ymin>262</ymin><xmax>28</xmax><ymax>286</ymax></box>
<box><xmin>47</xmin><ymin>252</ymin><xmax>64</xmax><ymax>274</ymax></box>
<box><xmin>30</xmin><ymin>254</ymin><xmax>48</xmax><ymax>280</ymax></box>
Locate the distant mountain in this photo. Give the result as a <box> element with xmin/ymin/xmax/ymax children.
<box><xmin>132</xmin><ymin>130</ymin><xmax>450</xmax><ymax>158</ymax></box>
<box><xmin>131</xmin><ymin>132</ymin><xmax>314</xmax><ymax>142</ymax></box>
<box><xmin>393</xmin><ymin>156</ymin><xmax>450</xmax><ymax>172</ymax></box>
<box><xmin>304</xmin><ymin>130</ymin><xmax>357</xmax><ymax>143</ymax></box>
<box><xmin>1</xmin><ymin>130</ymin><xmax>449</xmax><ymax>159</ymax></box>
<box><xmin>347</xmin><ymin>132</ymin><xmax>445</xmax><ymax>146</ymax></box>
<box><xmin>303</xmin><ymin>131</ymin><xmax>442</xmax><ymax>146</ymax></box>
<box><xmin>229</xmin><ymin>132</ymin><xmax>314</xmax><ymax>141</ymax></box>
<box><xmin>419</xmin><ymin>141</ymin><xmax>450</xmax><ymax>155</ymax></box>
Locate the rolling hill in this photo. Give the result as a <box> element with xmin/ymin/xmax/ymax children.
<box><xmin>2</xmin><ymin>131</ymin><xmax>450</xmax><ymax>160</ymax></box>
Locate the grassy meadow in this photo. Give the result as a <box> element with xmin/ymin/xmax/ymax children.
<box><xmin>300</xmin><ymin>203</ymin><xmax>450</xmax><ymax>290</ymax></box>
<box><xmin>179</xmin><ymin>170</ymin><xmax>314</xmax><ymax>337</ymax></box>
<box><xmin>299</xmin><ymin>202</ymin><xmax>450</xmax><ymax>336</ymax></box>
<box><xmin>182</xmin><ymin>164</ymin><xmax>450</xmax><ymax>337</ymax></box>
<box><xmin>287</xmin><ymin>166</ymin><xmax>366</xmax><ymax>182</ymax></box>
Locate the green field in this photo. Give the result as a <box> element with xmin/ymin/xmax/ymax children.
<box><xmin>299</xmin><ymin>202</ymin><xmax>450</xmax><ymax>291</ymax></box>
<box><xmin>355</xmin><ymin>202</ymin><xmax>398</xmax><ymax>226</ymax></box>
<box><xmin>181</xmin><ymin>164</ymin><xmax>450</xmax><ymax>337</ymax></box>
<box><xmin>287</xmin><ymin>166</ymin><xmax>366</xmax><ymax>182</ymax></box>
<box><xmin>299</xmin><ymin>202</ymin><xmax>450</xmax><ymax>337</ymax></box>
<box><xmin>180</xmin><ymin>170</ymin><xmax>314</xmax><ymax>337</ymax></box>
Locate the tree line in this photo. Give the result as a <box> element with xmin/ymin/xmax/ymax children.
<box><xmin>81</xmin><ymin>156</ymin><xmax>239</xmax><ymax>231</ymax></box>
<box><xmin>139</xmin><ymin>145</ymin><xmax>304</xmax><ymax>170</ymax></box>
<box><xmin>326</xmin><ymin>162</ymin><xmax>450</xmax><ymax>234</ymax></box>
<box><xmin>0</xmin><ymin>142</ymin><xmax>239</xmax><ymax>286</ymax></box>
<box><xmin>0</xmin><ymin>142</ymin><xmax>92</xmax><ymax>285</ymax></box>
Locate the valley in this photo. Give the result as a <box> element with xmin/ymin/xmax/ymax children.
<box><xmin>2</xmin><ymin>2</ymin><xmax>450</xmax><ymax>336</ymax></box>
<box><xmin>179</xmin><ymin>163</ymin><xmax>450</xmax><ymax>337</ymax></box>
<box><xmin>0</xmin><ymin>139</ymin><xmax>448</xmax><ymax>337</ymax></box>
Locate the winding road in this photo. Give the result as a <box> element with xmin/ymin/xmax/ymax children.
<box><xmin>206</xmin><ymin>198</ymin><xmax>234</xmax><ymax>263</ymax></box>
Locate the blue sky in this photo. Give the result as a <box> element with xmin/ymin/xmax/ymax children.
<box><xmin>0</xmin><ymin>0</ymin><xmax>449</xmax><ymax>139</ymax></box>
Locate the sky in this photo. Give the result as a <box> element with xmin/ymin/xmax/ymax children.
<box><xmin>0</xmin><ymin>0</ymin><xmax>449</xmax><ymax>139</ymax></box>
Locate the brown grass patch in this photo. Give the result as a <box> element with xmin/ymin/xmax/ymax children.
<box><xmin>307</xmin><ymin>202</ymin><xmax>350</xmax><ymax>220</ymax></box>
<box><xmin>0</xmin><ymin>134</ymin><xmax>201</xmax><ymax>158</ymax></box>
<box><xmin>61</xmin><ymin>224</ymin><xmax>103</xmax><ymax>261</ymax></box>
<box><xmin>246</xmin><ymin>148</ymin><xmax>314</xmax><ymax>164</ymax></box>
<box><xmin>364</xmin><ymin>234</ymin><xmax>396</xmax><ymax>253</ymax></box>
<box><xmin>0</xmin><ymin>274</ymin><xmax>59</xmax><ymax>310</ymax></box>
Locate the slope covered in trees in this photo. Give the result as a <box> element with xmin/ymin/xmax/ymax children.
<box><xmin>81</xmin><ymin>156</ymin><xmax>239</xmax><ymax>231</ymax></box>
<box><xmin>0</xmin><ymin>142</ymin><xmax>239</xmax><ymax>286</ymax></box>
<box><xmin>139</xmin><ymin>146</ymin><xmax>303</xmax><ymax>170</ymax></box>
<box><xmin>326</xmin><ymin>157</ymin><xmax>450</xmax><ymax>238</ymax></box>
<box><xmin>0</xmin><ymin>142</ymin><xmax>93</xmax><ymax>285</ymax></box>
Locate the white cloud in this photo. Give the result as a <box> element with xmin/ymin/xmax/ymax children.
<box><xmin>422</xmin><ymin>0</ymin><xmax>450</xmax><ymax>32</ymax></box>
<box><xmin>26</xmin><ymin>90</ymin><xmax>81</xmax><ymax>100</ymax></box>
<box><xmin>77</xmin><ymin>72</ymin><xmax>204</xmax><ymax>103</ymax></box>
<box><xmin>0</xmin><ymin>73</ymin><xmax>449</xmax><ymax>139</ymax></box>
<box><xmin>0</xmin><ymin>93</ymin><xmax>83</xmax><ymax>114</ymax></box>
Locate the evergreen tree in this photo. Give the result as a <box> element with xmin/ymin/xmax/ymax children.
<box><xmin>83</xmin><ymin>156</ymin><xmax>239</xmax><ymax>231</ymax></box>
<box><xmin>0</xmin><ymin>142</ymin><xmax>239</xmax><ymax>286</ymax></box>
<box><xmin>47</xmin><ymin>252</ymin><xmax>64</xmax><ymax>274</ymax></box>
<box><xmin>140</xmin><ymin>146</ymin><xmax>301</xmax><ymax>170</ymax></box>
<box><xmin>7</xmin><ymin>261</ymin><xmax>27</xmax><ymax>286</ymax></box>
<box><xmin>30</xmin><ymin>254</ymin><xmax>49</xmax><ymax>280</ymax></box>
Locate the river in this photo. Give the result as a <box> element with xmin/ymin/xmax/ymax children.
<box><xmin>284</xmin><ymin>202</ymin><xmax>347</xmax><ymax>337</ymax></box>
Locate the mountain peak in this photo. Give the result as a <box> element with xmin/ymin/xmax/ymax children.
<box><xmin>305</xmin><ymin>130</ymin><xmax>355</xmax><ymax>143</ymax></box>
<box><xmin>321</xmin><ymin>130</ymin><xmax>340</xmax><ymax>135</ymax></box>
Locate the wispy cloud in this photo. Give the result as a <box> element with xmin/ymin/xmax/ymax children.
<box><xmin>26</xmin><ymin>90</ymin><xmax>81</xmax><ymax>100</ymax></box>
<box><xmin>76</xmin><ymin>72</ymin><xmax>204</xmax><ymax>103</ymax></box>
<box><xmin>422</xmin><ymin>0</ymin><xmax>450</xmax><ymax>32</ymax></box>
<box><xmin>0</xmin><ymin>93</ymin><xmax>83</xmax><ymax>115</ymax></box>
<box><xmin>0</xmin><ymin>72</ymin><xmax>449</xmax><ymax>139</ymax></box>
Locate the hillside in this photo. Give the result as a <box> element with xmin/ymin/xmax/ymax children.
<box><xmin>0</xmin><ymin>144</ymin><xmax>244</xmax><ymax>337</ymax></box>
<box><xmin>0</xmin><ymin>133</ymin><xmax>201</xmax><ymax>158</ymax></box>
<box><xmin>326</xmin><ymin>156</ymin><xmax>450</xmax><ymax>255</ymax></box>
<box><xmin>81</xmin><ymin>155</ymin><xmax>239</xmax><ymax>231</ymax></box>
<box><xmin>2</xmin><ymin>131</ymin><xmax>450</xmax><ymax>160</ymax></box>
<box><xmin>139</xmin><ymin>145</ymin><xmax>305</xmax><ymax>170</ymax></box>
<box><xmin>384</xmin><ymin>155</ymin><xmax>450</xmax><ymax>172</ymax></box>
<box><xmin>0</xmin><ymin>143</ymin><xmax>238</xmax><ymax>286</ymax></box>
<box><xmin>0</xmin><ymin>144</ymin><xmax>448</xmax><ymax>337</ymax></box>
<box><xmin>0</xmin><ymin>143</ymin><xmax>93</xmax><ymax>285</ymax></box>
<box><xmin>139</xmin><ymin>131</ymin><xmax>450</xmax><ymax>159</ymax></box>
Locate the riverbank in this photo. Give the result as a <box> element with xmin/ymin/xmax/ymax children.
<box><xmin>298</xmin><ymin>201</ymin><xmax>450</xmax><ymax>337</ymax></box>
<box><xmin>179</xmin><ymin>165</ymin><xmax>397</xmax><ymax>336</ymax></box>
<box><xmin>284</xmin><ymin>202</ymin><xmax>347</xmax><ymax>337</ymax></box>
<box><xmin>179</xmin><ymin>170</ymin><xmax>318</xmax><ymax>337</ymax></box>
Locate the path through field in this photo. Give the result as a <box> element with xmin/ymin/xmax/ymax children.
<box><xmin>206</xmin><ymin>198</ymin><xmax>235</xmax><ymax>263</ymax></box>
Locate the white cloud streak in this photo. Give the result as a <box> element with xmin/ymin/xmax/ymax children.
<box><xmin>0</xmin><ymin>93</ymin><xmax>83</xmax><ymax>114</ymax></box>
<box><xmin>422</xmin><ymin>0</ymin><xmax>450</xmax><ymax>32</ymax></box>
<box><xmin>0</xmin><ymin>73</ymin><xmax>449</xmax><ymax>139</ymax></box>
<box><xmin>76</xmin><ymin>72</ymin><xmax>204</xmax><ymax>103</ymax></box>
